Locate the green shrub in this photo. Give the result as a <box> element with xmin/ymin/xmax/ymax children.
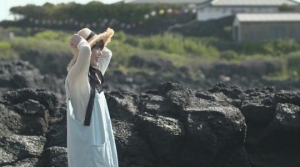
<box><xmin>9</xmin><ymin>37</ymin><xmax>68</xmax><ymax>55</ymax></box>
<box><xmin>159</xmin><ymin>34</ymin><xmax>185</xmax><ymax>54</ymax></box>
<box><xmin>286</xmin><ymin>51</ymin><xmax>300</xmax><ymax>77</ymax></box>
<box><xmin>223</xmin><ymin>26</ymin><xmax>232</xmax><ymax>35</ymax></box>
<box><xmin>109</xmin><ymin>40</ymin><xmax>139</xmax><ymax>65</ymax></box>
<box><xmin>125</xmin><ymin>36</ymin><xmax>141</xmax><ymax>47</ymax></box>
<box><xmin>138</xmin><ymin>33</ymin><xmax>220</xmax><ymax>58</ymax></box>
<box><xmin>0</xmin><ymin>41</ymin><xmax>19</xmax><ymax>60</ymax></box>
<box><xmin>141</xmin><ymin>35</ymin><xmax>161</xmax><ymax>50</ymax></box>
<box><xmin>114</xmin><ymin>31</ymin><xmax>126</xmax><ymax>42</ymax></box>
<box><xmin>221</xmin><ymin>50</ymin><xmax>238</xmax><ymax>60</ymax></box>
<box><xmin>241</xmin><ymin>39</ymin><xmax>300</xmax><ymax>56</ymax></box>
<box><xmin>34</xmin><ymin>30</ymin><xmax>69</xmax><ymax>41</ymax></box>
<box><xmin>0</xmin><ymin>42</ymin><xmax>10</xmax><ymax>52</ymax></box>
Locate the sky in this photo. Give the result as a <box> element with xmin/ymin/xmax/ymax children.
<box><xmin>0</xmin><ymin>0</ymin><xmax>122</xmax><ymax>21</ymax></box>
<box><xmin>1</xmin><ymin>0</ymin><xmax>300</xmax><ymax>21</ymax></box>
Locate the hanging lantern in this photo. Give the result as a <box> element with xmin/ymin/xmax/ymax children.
<box><xmin>151</xmin><ymin>11</ymin><xmax>156</xmax><ymax>16</ymax></box>
<box><xmin>159</xmin><ymin>9</ymin><xmax>165</xmax><ymax>15</ymax></box>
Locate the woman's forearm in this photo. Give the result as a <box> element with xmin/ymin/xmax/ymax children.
<box><xmin>67</xmin><ymin>40</ymin><xmax>91</xmax><ymax>86</ymax></box>
<box><xmin>98</xmin><ymin>47</ymin><xmax>112</xmax><ymax>75</ymax></box>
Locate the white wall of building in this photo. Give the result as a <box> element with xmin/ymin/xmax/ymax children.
<box><xmin>197</xmin><ymin>6</ymin><xmax>278</xmax><ymax>21</ymax></box>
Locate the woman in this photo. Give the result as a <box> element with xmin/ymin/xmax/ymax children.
<box><xmin>65</xmin><ymin>27</ymin><xmax>118</xmax><ymax>167</ymax></box>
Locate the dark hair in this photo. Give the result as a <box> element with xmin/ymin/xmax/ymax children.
<box><xmin>91</xmin><ymin>40</ymin><xmax>104</xmax><ymax>50</ymax></box>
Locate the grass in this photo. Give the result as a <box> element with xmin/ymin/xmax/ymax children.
<box><xmin>9</xmin><ymin>37</ymin><xmax>68</xmax><ymax>54</ymax></box>
<box><xmin>1</xmin><ymin>27</ymin><xmax>300</xmax><ymax>80</ymax></box>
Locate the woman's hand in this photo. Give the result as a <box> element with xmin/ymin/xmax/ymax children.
<box><xmin>69</xmin><ymin>34</ymin><xmax>84</xmax><ymax>48</ymax></box>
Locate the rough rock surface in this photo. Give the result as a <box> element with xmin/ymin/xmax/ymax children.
<box><xmin>1</xmin><ymin>59</ymin><xmax>299</xmax><ymax>102</ymax></box>
<box><xmin>0</xmin><ymin>82</ymin><xmax>299</xmax><ymax>167</ymax></box>
<box><xmin>0</xmin><ymin>61</ymin><xmax>65</xmax><ymax>101</ymax></box>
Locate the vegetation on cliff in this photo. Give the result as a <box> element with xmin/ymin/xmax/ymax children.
<box><xmin>0</xmin><ymin>2</ymin><xmax>299</xmax><ymax>81</ymax></box>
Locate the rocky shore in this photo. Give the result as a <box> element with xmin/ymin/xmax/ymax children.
<box><xmin>1</xmin><ymin>81</ymin><xmax>299</xmax><ymax>167</ymax></box>
<box><xmin>1</xmin><ymin>59</ymin><xmax>299</xmax><ymax>102</ymax></box>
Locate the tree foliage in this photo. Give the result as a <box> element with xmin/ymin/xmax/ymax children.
<box><xmin>9</xmin><ymin>2</ymin><xmax>185</xmax><ymax>23</ymax></box>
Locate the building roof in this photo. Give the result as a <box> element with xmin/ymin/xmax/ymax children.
<box><xmin>124</xmin><ymin>0</ymin><xmax>208</xmax><ymax>4</ymax></box>
<box><xmin>236</xmin><ymin>13</ymin><xmax>300</xmax><ymax>22</ymax></box>
<box><xmin>211</xmin><ymin>0</ymin><xmax>300</xmax><ymax>6</ymax></box>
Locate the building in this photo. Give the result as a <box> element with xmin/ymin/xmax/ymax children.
<box><xmin>124</xmin><ymin>0</ymin><xmax>208</xmax><ymax>4</ymax></box>
<box><xmin>197</xmin><ymin>0</ymin><xmax>300</xmax><ymax>21</ymax></box>
<box><xmin>233</xmin><ymin>13</ymin><xmax>300</xmax><ymax>42</ymax></box>
<box><xmin>123</xmin><ymin>0</ymin><xmax>209</xmax><ymax>10</ymax></box>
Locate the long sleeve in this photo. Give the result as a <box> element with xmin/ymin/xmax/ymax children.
<box><xmin>98</xmin><ymin>47</ymin><xmax>112</xmax><ymax>75</ymax></box>
<box><xmin>67</xmin><ymin>40</ymin><xmax>91</xmax><ymax>86</ymax></box>
<box><xmin>66</xmin><ymin>40</ymin><xmax>91</xmax><ymax>123</ymax></box>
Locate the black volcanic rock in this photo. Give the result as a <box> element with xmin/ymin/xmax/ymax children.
<box><xmin>41</xmin><ymin>146</ymin><xmax>68</xmax><ymax>167</ymax></box>
<box><xmin>128</xmin><ymin>55</ymin><xmax>175</xmax><ymax>72</ymax></box>
<box><xmin>0</xmin><ymin>82</ymin><xmax>300</xmax><ymax>167</ymax></box>
<box><xmin>208</xmin><ymin>82</ymin><xmax>244</xmax><ymax>99</ymax></box>
<box><xmin>0</xmin><ymin>60</ymin><xmax>65</xmax><ymax>101</ymax></box>
<box><xmin>0</xmin><ymin>135</ymin><xmax>45</xmax><ymax>164</ymax></box>
<box><xmin>3</xmin><ymin>88</ymin><xmax>58</xmax><ymax>116</ymax></box>
<box><xmin>240</xmin><ymin>87</ymin><xmax>276</xmax><ymax>126</ymax></box>
<box><xmin>274</xmin><ymin>90</ymin><xmax>300</xmax><ymax>106</ymax></box>
<box><xmin>105</xmin><ymin>91</ymin><xmax>155</xmax><ymax>167</ymax></box>
<box><xmin>135</xmin><ymin>82</ymin><xmax>248</xmax><ymax>167</ymax></box>
<box><xmin>0</xmin><ymin>88</ymin><xmax>58</xmax><ymax>167</ymax></box>
<box><xmin>0</xmin><ymin>61</ymin><xmax>42</xmax><ymax>89</ymax></box>
<box><xmin>180</xmin><ymin>97</ymin><xmax>247</xmax><ymax>167</ymax></box>
<box><xmin>246</xmin><ymin>103</ymin><xmax>300</xmax><ymax>167</ymax></box>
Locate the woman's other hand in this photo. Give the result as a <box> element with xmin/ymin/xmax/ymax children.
<box><xmin>69</xmin><ymin>34</ymin><xmax>84</xmax><ymax>48</ymax></box>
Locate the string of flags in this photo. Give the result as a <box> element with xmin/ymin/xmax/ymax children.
<box><xmin>25</xmin><ymin>7</ymin><xmax>197</xmax><ymax>30</ymax></box>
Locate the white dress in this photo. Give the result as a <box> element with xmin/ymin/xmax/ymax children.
<box><xmin>65</xmin><ymin>82</ymin><xmax>118</xmax><ymax>167</ymax></box>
